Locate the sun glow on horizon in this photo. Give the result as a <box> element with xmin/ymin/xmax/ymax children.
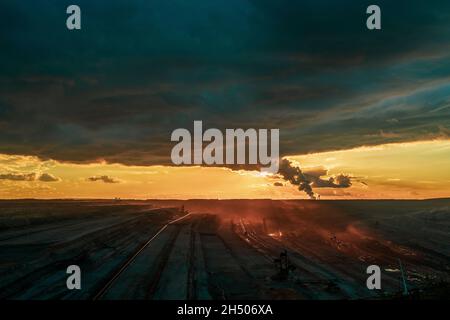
<box><xmin>0</xmin><ymin>139</ymin><xmax>449</xmax><ymax>200</ymax></box>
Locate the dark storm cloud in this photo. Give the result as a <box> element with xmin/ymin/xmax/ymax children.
<box><xmin>0</xmin><ymin>0</ymin><xmax>450</xmax><ymax>166</ymax></box>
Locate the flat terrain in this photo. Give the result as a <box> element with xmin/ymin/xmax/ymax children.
<box><xmin>0</xmin><ymin>199</ymin><xmax>449</xmax><ymax>299</ymax></box>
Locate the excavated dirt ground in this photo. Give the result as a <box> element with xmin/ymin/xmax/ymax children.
<box><xmin>0</xmin><ymin>199</ymin><xmax>449</xmax><ymax>299</ymax></box>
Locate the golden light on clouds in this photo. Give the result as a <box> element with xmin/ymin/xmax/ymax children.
<box><xmin>0</xmin><ymin>139</ymin><xmax>449</xmax><ymax>199</ymax></box>
<box><xmin>288</xmin><ymin>139</ymin><xmax>450</xmax><ymax>199</ymax></box>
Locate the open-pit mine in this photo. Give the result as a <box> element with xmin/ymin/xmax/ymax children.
<box><xmin>0</xmin><ymin>199</ymin><xmax>449</xmax><ymax>299</ymax></box>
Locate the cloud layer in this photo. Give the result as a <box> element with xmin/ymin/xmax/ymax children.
<box><xmin>0</xmin><ymin>172</ymin><xmax>59</xmax><ymax>182</ymax></box>
<box><xmin>0</xmin><ymin>0</ymin><xmax>449</xmax><ymax>167</ymax></box>
<box><xmin>87</xmin><ymin>175</ymin><xmax>120</xmax><ymax>184</ymax></box>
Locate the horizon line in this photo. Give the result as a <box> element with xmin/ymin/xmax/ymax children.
<box><xmin>0</xmin><ymin>197</ymin><xmax>449</xmax><ymax>201</ymax></box>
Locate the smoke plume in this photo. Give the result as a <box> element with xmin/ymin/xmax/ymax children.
<box><xmin>278</xmin><ymin>160</ymin><xmax>356</xmax><ymax>199</ymax></box>
<box><xmin>278</xmin><ymin>159</ymin><xmax>316</xmax><ymax>199</ymax></box>
<box><xmin>303</xmin><ymin>168</ymin><xmax>352</xmax><ymax>188</ymax></box>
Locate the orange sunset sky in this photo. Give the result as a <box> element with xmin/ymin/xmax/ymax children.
<box><xmin>1</xmin><ymin>139</ymin><xmax>449</xmax><ymax>200</ymax></box>
<box><xmin>2</xmin><ymin>2</ymin><xmax>450</xmax><ymax>200</ymax></box>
